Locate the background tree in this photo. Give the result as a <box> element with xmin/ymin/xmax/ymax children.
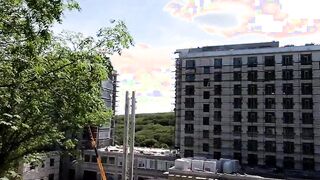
<box><xmin>0</xmin><ymin>0</ymin><xmax>133</xmax><ymax>176</ymax></box>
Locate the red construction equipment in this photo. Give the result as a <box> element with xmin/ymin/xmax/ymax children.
<box><xmin>88</xmin><ymin>126</ymin><xmax>107</xmax><ymax>180</ymax></box>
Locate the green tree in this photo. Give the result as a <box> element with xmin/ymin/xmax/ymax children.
<box><xmin>0</xmin><ymin>0</ymin><xmax>133</xmax><ymax>176</ymax></box>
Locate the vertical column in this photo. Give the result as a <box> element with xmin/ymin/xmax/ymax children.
<box><xmin>122</xmin><ymin>91</ymin><xmax>130</xmax><ymax>180</ymax></box>
<box><xmin>129</xmin><ymin>91</ymin><xmax>136</xmax><ymax>180</ymax></box>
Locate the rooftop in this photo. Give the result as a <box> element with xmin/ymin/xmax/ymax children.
<box><xmin>89</xmin><ymin>145</ymin><xmax>179</xmax><ymax>157</ymax></box>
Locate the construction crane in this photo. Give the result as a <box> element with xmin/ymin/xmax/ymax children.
<box><xmin>88</xmin><ymin>126</ymin><xmax>107</xmax><ymax>180</ymax></box>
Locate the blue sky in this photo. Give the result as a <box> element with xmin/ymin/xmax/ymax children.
<box><xmin>54</xmin><ymin>0</ymin><xmax>320</xmax><ymax>114</ymax></box>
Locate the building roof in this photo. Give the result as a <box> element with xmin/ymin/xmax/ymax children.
<box><xmin>175</xmin><ymin>42</ymin><xmax>320</xmax><ymax>58</ymax></box>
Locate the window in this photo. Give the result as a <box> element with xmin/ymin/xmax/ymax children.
<box><xmin>302</xmin><ymin>143</ymin><xmax>314</xmax><ymax>155</ymax></box>
<box><xmin>283</xmin><ymin>157</ymin><xmax>294</xmax><ymax>169</ymax></box>
<box><xmin>108</xmin><ymin>157</ymin><xmax>115</xmax><ymax>165</ymax></box>
<box><xmin>283</xmin><ymin>98</ymin><xmax>293</xmax><ymax>109</ymax></box>
<box><xmin>303</xmin><ymin>158</ymin><xmax>314</xmax><ymax>171</ymax></box>
<box><xmin>248</xmin><ymin>112</ymin><xmax>257</xmax><ymax>122</ymax></box>
<box><xmin>234</xmin><ymin>126</ymin><xmax>242</xmax><ymax>136</ymax></box>
<box><xmin>234</xmin><ymin>139</ymin><xmax>242</xmax><ymax>150</ymax></box>
<box><xmin>248</xmin><ymin>126</ymin><xmax>258</xmax><ymax>137</ymax></box>
<box><xmin>283</xmin><ymin>112</ymin><xmax>294</xmax><ymax>124</ymax></box>
<box><xmin>138</xmin><ymin>159</ymin><xmax>146</xmax><ymax>168</ymax></box>
<box><xmin>185</xmin><ymin>85</ymin><xmax>194</xmax><ymax>95</ymax></box>
<box><xmin>265</xmin><ymin>126</ymin><xmax>275</xmax><ymax>137</ymax></box>
<box><xmin>248</xmin><ymin>98</ymin><xmax>257</xmax><ymax>109</ymax></box>
<box><xmin>265</xmin><ymin>84</ymin><xmax>275</xmax><ymax>95</ymax></box>
<box><xmin>234</xmin><ymin>85</ymin><xmax>241</xmax><ymax>95</ymax></box>
<box><xmin>203</xmin><ymin>66</ymin><xmax>210</xmax><ymax>74</ymax></box>
<box><xmin>50</xmin><ymin>158</ymin><xmax>54</xmax><ymax>166</ymax></box>
<box><xmin>203</xmin><ymin>91</ymin><xmax>210</xmax><ymax>99</ymax></box>
<box><xmin>301</xmin><ymin>68</ymin><xmax>312</xmax><ymax>79</ymax></box>
<box><xmin>302</xmin><ymin>113</ymin><xmax>313</xmax><ymax>124</ymax></box>
<box><xmin>184</xmin><ymin>137</ymin><xmax>194</xmax><ymax>147</ymax></box>
<box><xmin>302</xmin><ymin>98</ymin><xmax>313</xmax><ymax>109</ymax></box>
<box><xmin>214</xmin><ymin>72</ymin><xmax>222</xmax><ymax>82</ymax></box>
<box><xmin>214</xmin><ymin>138</ymin><xmax>221</xmax><ymax>149</ymax></box>
<box><xmin>203</xmin><ymin>143</ymin><xmax>209</xmax><ymax>152</ymax></box>
<box><xmin>282</xmin><ymin>83</ymin><xmax>293</xmax><ymax>95</ymax></box>
<box><xmin>184</xmin><ymin>150</ymin><xmax>193</xmax><ymax>157</ymax></box>
<box><xmin>248</xmin><ymin>71</ymin><xmax>257</xmax><ymax>81</ymax></box>
<box><xmin>101</xmin><ymin>157</ymin><xmax>107</xmax><ymax>164</ymax></box>
<box><xmin>185</xmin><ymin>111</ymin><xmax>194</xmax><ymax>120</ymax></box>
<box><xmin>283</xmin><ymin>127</ymin><xmax>295</xmax><ymax>139</ymax></box>
<box><xmin>233</xmin><ymin>57</ymin><xmax>242</xmax><ymax>68</ymax></box>
<box><xmin>282</xmin><ymin>55</ymin><xmax>293</xmax><ymax>66</ymax></box>
<box><xmin>265</xmin><ymin>156</ymin><xmax>276</xmax><ymax>167</ymax></box>
<box><xmin>49</xmin><ymin>174</ymin><xmax>54</xmax><ymax>180</ymax></box>
<box><xmin>186</xmin><ymin>60</ymin><xmax>195</xmax><ymax>69</ymax></box>
<box><xmin>214</xmin><ymin>125</ymin><xmax>221</xmax><ymax>135</ymax></box>
<box><xmin>234</xmin><ymin>98</ymin><xmax>242</xmax><ymax>108</ymax></box>
<box><xmin>84</xmin><ymin>155</ymin><xmax>90</xmax><ymax>162</ymax></box>
<box><xmin>233</xmin><ymin>112</ymin><xmax>242</xmax><ymax>122</ymax></box>
<box><xmin>248</xmin><ymin>84</ymin><xmax>257</xmax><ymax>95</ymax></box>
<box><xmin>248</xmin><ymin>140</ymin><xmax>258</xmax><ymax>151</ymax></box>
<box><xmin>282</xmin><ymin>69</ymin><xmax>293</xmax><ymax>80</ymax></box>
<box><xmin>248</xmin><ymin>154</ymin><xmax>258</xmax><ymax>166</ymax></box>
<box><xmin>203</xmin><ymin>78</ymin><xmax>210</xmax><ymax>87</ymax></box>
<box><xmin>214</xmin><ymin>111</ymin><xmax>221</xmax><ymax>121</ymax></box>
<box><xmin>214</xmin><ymin>98</ymin><xmax>221</xmax><ymax>108</ymax></box>
<box><xmin>301</xmin><ymin>54</ymin><xmax>312</xmax><ymax>65</ymax></box>
<box><xmin>264</xmin><ymin>70</ymin><xmax>275</xmax><ymax>81</ymax></box>
<box><xmin>203</xmin><ymin>104</ymin><xmax>209</xmax><ymax>112</ymax></box>
<box><xmin>214</xmin><ymin>85</ymin><xmax>221</xmax><ymax>95</ymax></box>
<box><xmin>302</xmin><ymin>128</ymin><xmax>314</xmax><ymax>140</ymax></box>
<box><xmin>203</xmin><ymin>117</ymin><xmax>209</xmax><ymax>125</ymax></box>
<box><xmin>185</xmin><ymin>98</ymin><xmax>194</xmax><ymax>108</ymax></box>
<box><xmin>203</xmin><ymin>130</ymin><xmax>209</xmax><ymax>139</ymax></box>
<box><xmin>265</xmin><ymin>98</ymin><xmax>275</xmax><ymax>109</ymax></box>
<box><xmin>283</xmin><ymin>142</ymin><xmax>294</xmax><ymax>154</ymax></box>
<box><xmin>301</xmin><ymin>83</ymin><xmax>312</xmax><ymax>95</ymax></box>
<box><xmin>214</xmin><ymin>58</ymin><xmax>222</xmax><ymax>68</ymax></box>
<box><xmin>233</xmin><ymin>71</ymin><xmax>242</xmax><ymax>81</ymax></box>
<box><xmin>265</xmin><ymin>56</ymin><xmax>275</xmax><ymax>66</ymax></box>
<box><xmin>265</xmin><ymin>112</ymin><xmax>275</xmax><ymax>123</ymax></box>
<box><xmin>203</xmin><ymin>79</ymin><xmax>210</xmax><ymax>87</ymax></box>
<box><xmin>214</xmin><ymin>152</ymin><xmax>221</xmax><ymax>159</ymax></box>
<box><xmin>234</xmin><ymin>153</ymin><xmax>242</xmax><ymax>163</ymax></box>
<box><xmin>265</xmin><ymin>141</ymin><xmax>276</xmax><ymax>152</ymax></box>
<box><xmin>186</xmin><ymin>74</ymin><xmax>195</xmax><ymax>82</ymax></box>
<box><xmin>248</xmin><ymin>57</ymin><xmax>257</xmax><ymax>67</ymax></box>
<box><xmin>185</xmin><ymin>124</ymin><xmax>194</xmax><ymax>134</ymax></box>
<box><xmin>91</xmin><ymin>155</ymin><xmax>97</xmax><ymax>163</ymax></box>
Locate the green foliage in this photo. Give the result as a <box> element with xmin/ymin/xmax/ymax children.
<box><xmin>115</xmin><ymin>112</ymin><xmax>175</xmax><ymax>148</ymax></box>
<box><xmin>0</xmin><ymin>0</ymin><xmax>133</xmax><ymax>176</ymax></box>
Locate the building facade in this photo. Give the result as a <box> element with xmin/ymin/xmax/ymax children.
<box><xmin>21</xmin><ymin>152</ymin><xmax>60</xmax><ymax>180</ymax></box>
<box><xmin>175</xmin><ymin>42</ymin><xmax>320</xmax><ymax>171</ymax></box>
<box><xmin>63</xmin><ymin>146</ymin><xmax>176</xmax><ymax>180</ymax></box>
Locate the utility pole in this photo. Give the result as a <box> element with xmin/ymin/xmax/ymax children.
<box><xmin>128</xmin><ymin>91</ymin><xmax>136</xmax><ymax>180</ymax></box>
<box><xmin>122</xmin><ymin>91</ymin><xmax>130</xmax><ymax>180</ymax></box>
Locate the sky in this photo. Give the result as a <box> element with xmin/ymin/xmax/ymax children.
<box><xmin>54</xmin><ymin>0</ymin><xmax>320</xmax><ymax>114</ymax></box>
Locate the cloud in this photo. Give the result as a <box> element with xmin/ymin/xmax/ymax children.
<box><xmin>111</xmin><ymin>43</ymin><xmax>175</xmax><ymax>114</ymax></box>
<box><xmin>164</xmin><ymin>0</ymin><xmax>320</xmax><ymax>37</ymax></box>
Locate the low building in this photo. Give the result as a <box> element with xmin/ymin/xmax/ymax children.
<box><xmin>20</xmin><ymin>152</ymin><xmax>60</xmax><ymax>180</ymax></box>
<box><xmin>64</xmin><ymin>146</ymin><xmax>178</xmax><ymax>180</ymax></box>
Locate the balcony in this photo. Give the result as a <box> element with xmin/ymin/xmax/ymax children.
<box><xmin>283</xmin><ymin>133</ymin><xmax>295</xmax><ymax>139</ymax></box>
<box><xmin>247</xmin><ymin>132</ymin><xmax>258</xmax><ymax>137</ymax></box>
<box><xmin>233</xmin><ymin>131</ymin><xmax>242</xmax><ymax>136</ymax></box>
<box><xmin>265</xmin><ymin>133</ymin><xmax>276</xmax><ymax>138</ymax></box>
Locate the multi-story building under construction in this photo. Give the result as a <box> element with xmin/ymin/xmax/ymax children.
<box><xmin>174</xmin><ymin>41</ymin><xmax>320</xmax><ymax>171</ymax></box>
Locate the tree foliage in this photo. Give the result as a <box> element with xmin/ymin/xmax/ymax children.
<box><xmin>115</xmin><ymin>112</ymin><xmax>175</xmax><ymax>148</ymax></box>
<box><xmin>0</xmin><ymin>0</ymin><xmax>133</xmax><ymax>176</ymax></box>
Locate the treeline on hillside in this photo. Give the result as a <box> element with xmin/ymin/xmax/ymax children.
<box><xmin>114</xmin><ymin>112</ymin><xmax>175</xmax><ymax>148</ymax></box>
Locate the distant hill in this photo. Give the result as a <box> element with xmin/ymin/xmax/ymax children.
<box><xmin>114</xmin><ymin>112</ymin><xmax>175</xmax><ymax>148</ymax></box>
